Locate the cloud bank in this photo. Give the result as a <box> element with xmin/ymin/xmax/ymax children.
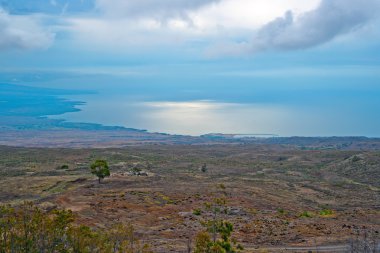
<box><xmin>1</xmin><ymin>0</ymin><xmax>379</xmax><ymax>56</ymax></box>
<box><xmin>71</xmin><ymin>0</ymin><xmax>380</xmax><ymax>57</ymax></box>
<box><xmin>0</xmin><ymin>9</ymin><xmax>54</xmax><ymax>50</ymax></box>
<box><xmin>249</xmin><ymin>0</ymin><xmax>380</xmax><ymax>52</ymax></box>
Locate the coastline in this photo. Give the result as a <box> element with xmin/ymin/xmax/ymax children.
<box><xmin>1</xmin><ymin>83</ymin><xmax>380</xmax><ymax>149</ymax></box>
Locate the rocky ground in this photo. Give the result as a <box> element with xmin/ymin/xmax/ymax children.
<box><xmin>0</xmin><ymin>144</ymin><xmax>379</xmax><ymax>252</ymax></box>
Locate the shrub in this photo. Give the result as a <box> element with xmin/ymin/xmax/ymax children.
<box><xmin>299</xmin><ymin>211</ymin><xmax>313</xmax><ymax>218</ymax></box>
<box><xmin>200</xmin><ymin>164</ymin><xmax>207</xmax><ymax>173</ymax></box>
<box><xmin>351</xmin><ymin>155</ymin><xmax>361</xmax><ymax>162</ymax></box>
<box><xmin>194</xmin><ymin>187</ymin><xmax>243</xmax><ymax>253</ymax></box>
<box><xmin>319</xmin><ymin>209</ymin><xmax>334</xmax><ymax>216</ymax></box>
<box><xmin>0</xmin><ymin>202</ymin><xmax>152</xmax><ymax>253</ymax></box>
<box><xmin>60</xmin><ymin>164</ymin><xmax>69</xmax><ymax>170</ymax></box>
<box><xmin>194</xmin><ymin>231</ymin><xmax>211</xmax><ymax>253</ymax></box>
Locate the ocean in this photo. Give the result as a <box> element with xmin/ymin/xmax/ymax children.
<box><xmin>2</xmin><ymin>67</ymin><xmax>380</xmax><ymax>136</ymax></box>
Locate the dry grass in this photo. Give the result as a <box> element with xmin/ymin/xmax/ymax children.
<box><xmin>0</xmin><ymin>145</ymin><xmax>379</xmax><ymax>252</ymax></box>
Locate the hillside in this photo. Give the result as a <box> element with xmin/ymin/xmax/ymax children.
<box><xmin>0</xmin><ymin>144</ymin><xmax>378</xmax><ymax>252</ymax></box>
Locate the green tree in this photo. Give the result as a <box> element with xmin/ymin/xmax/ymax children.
<box><xmin>90</xmin><ymin>160</ymin><xmax>110</xmax><ymax>184</ymax></box>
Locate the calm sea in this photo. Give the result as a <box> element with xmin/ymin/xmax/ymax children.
<box><xmin>40</xmin><ymin>68</ymin><xmax>380</xmax><ymax>137</ymax></box>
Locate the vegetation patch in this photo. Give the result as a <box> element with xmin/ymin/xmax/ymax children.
<box><xmin>319</xmin><ymin>209</ymin><xmax>334</xmax><ymax>217</ymax></box>
<box><xmin>299</xmin><ymin>211</ymin><xmax>314</xmax><ymax>218</ymax></box>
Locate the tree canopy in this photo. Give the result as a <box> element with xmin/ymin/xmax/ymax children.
<box><xmin>90</xmin><ymin>160</ymin><xmax>110</xmax><ymax>183</ymax></box>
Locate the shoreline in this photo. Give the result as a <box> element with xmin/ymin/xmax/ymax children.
<box><xmin>2</xmin><ymin>84</ymin><xmax>380</xmax><ymax>149</ymax></box>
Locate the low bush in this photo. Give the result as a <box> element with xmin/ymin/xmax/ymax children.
<box><xmin>0</xmin><ymin>202</ymin><xmax>152</xmax><ymax>253</ymax></box>
<box><xmin>319</xmin><ymin>209</ymin><xmax>334</xmax><ymax>216</ymax></box>
<box><xmin>299</xmin><ymin>211</ymin><xmax>313</xmax><ymax>218</ymax></box>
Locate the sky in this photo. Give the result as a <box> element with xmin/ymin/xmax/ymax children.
<box><xmin>1</xmin><ymin>0</ymin><xmax>380</xmax><ymax>136</ymax></box>
<box><xmin>0</xmin><ymin>0</ymin><xmax>379</xmax><ymax>68</ymax></box>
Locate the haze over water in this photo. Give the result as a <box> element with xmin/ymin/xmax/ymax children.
<box><xmin>36</xmin><ymin>66</ymin><xmax>380</xmax><ymax>137</ymax></box>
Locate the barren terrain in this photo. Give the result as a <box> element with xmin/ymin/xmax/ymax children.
<box><xmin>0</xmin><ymin>144</ymin><xmax>379</xmax><ymax>252</ymax></box>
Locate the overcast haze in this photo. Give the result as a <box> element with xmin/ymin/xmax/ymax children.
<box><xmin>1</xmin><ymin>0</ymin><xmax>380</xmax><ymax>136</ymax></box>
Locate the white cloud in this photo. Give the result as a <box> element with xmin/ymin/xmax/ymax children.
<box><xmin>0</xmin><ymin>9</ymin><xmax>54</xmax><ymax>50</ymax></box>
<box><xmin>68</xmin><ymin>0</ymin><xmax>322</xmax><ymax>50</ymax></box>
<box><xmin>189</xmin><ymin>0</ymin><xmax>321</xmax><ymax>30</ymax></box>
<box><xmin>66</xmin><ymin>0</ymin><xmax>379</xmax><ymax>56</ymax></box>
<box><xmin>209</xmin><ymin>0</ymin><xmax>380</xmax><ymax>55</ymax></box>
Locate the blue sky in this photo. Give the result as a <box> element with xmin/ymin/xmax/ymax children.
<box><xmin>1</xmin><ymin>0</ymin><xmax>380</xmax><ymax>136</ymax></box>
